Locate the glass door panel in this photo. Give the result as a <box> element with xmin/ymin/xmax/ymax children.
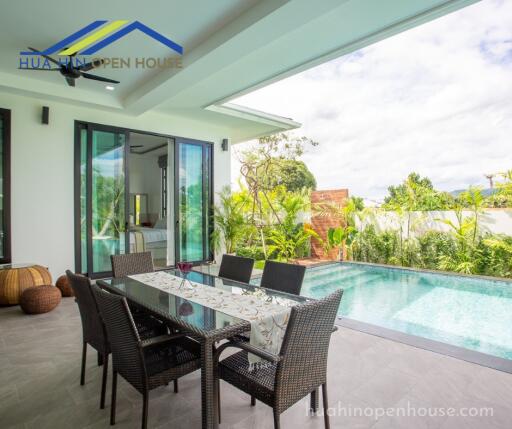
<box><xmin>177</xmin><ymin>143</ymin><xmax>204</xmax><ymax>261</ymax></box>
<box><xmin>79</xmin><ymin>127</ymin><xmax>87</xmax><ymax>273</ymax></box>
<box><xmin>176</xmin><ymin>140</ymin><xmax>212</xmax><ymax>263</ymax></box>
<box><xmin>91</xmin><ymin>130</ymin><xmax>127</xmax><ymax>274</ymax></box>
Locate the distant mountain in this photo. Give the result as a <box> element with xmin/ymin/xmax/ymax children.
<box><xmin>449</xmin><ymin>188</ymin><xmax>495</xmax><ymax>197</ymax></box>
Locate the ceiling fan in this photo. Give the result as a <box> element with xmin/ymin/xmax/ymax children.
<box><xmin>20</xmin><ymin>47</ymin><xmax>120</xmax><ymax>87</ymax></box>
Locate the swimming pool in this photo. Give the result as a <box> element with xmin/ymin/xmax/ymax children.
<box><xmin>259</xmin><ymin>262</ymin><xmax>512</xmax><ymax>361</ymax></box>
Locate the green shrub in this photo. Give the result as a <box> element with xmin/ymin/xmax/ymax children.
<box><xmin>235</xmin><ymin>245</ymin><xmax>266</xmax><ymax>261</ymax></box>
<box><xmin>351</xmin><ymin>226</ymin><xmax>512</xmax><ymax>278</ymax></box>
<box><xmin>417</xmin><ymin>231</ymin><xmax>457</xmax><ymax>270</ymax></box>
<box><xmin>352</xmin><ymin>225</ymin><xmax>400</xmax><ymax>265</ymax></box>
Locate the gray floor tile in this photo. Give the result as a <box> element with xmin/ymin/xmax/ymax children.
<box><xmin>1</xmin><ymin>298</ymin><xmax>512</xmax><ymax>428</ymax></box>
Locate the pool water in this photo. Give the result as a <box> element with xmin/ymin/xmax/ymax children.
<box><xmin>261</xmin><ymin>263</ymin><xmax>512</xmax><ymax>360</ymax></box>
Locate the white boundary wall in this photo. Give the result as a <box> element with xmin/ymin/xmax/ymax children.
<box><xmin>357</xmin><ymin>209</ymin><xmax>512</xmax><ymax>236</ymax></box>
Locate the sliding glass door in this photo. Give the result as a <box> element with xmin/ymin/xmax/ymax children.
<box><xmin>0</xmin><ymin>109</ymin><xmax>10</xmax><ymax>264</ymax></box>
<box><xmin>175</xmin><ymin>139</ymin><xmax>212</xmax><ymax>263</ymax></box>
<box><xmin>75</xmin><ymin>123</ymin><xmax>213</xmax><ymax>277</ymax></box>
<box><xmin>76</xmin><ymin>123</ymin><xmax>129</xmax><ymax>277</ymax></box>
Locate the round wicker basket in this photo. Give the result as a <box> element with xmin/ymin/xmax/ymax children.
<box><xmin>20</xmin><ymin>285</ymin><xmax>61</xmax><ymax>314</ymax></box>
<box><xmin>0</xmin><ymin>264</ymin><xmax>53</xmax><ymax>305</ymax></box>
<box><xmin>56</xmin><ymin>275</ymin><xmax>74</xmax><ymax>297</ymax></box>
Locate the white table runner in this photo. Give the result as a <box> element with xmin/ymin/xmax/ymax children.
<box><xmin>128</xmin><ymin>271</ymin><xmax>292</xmax><ymax>365</ymax></box>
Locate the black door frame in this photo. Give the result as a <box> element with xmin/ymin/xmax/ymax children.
<box><xmin>0</xmin><ymin>108</ymin><xmax>11</xmax><ymax>264</ymax></box>
<box><xmin>74</xmin><ymin>121</ymin><xmax>214</xmax><ymax>278</ymax></box>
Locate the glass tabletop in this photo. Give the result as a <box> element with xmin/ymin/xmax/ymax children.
<box><xmin>98</xmin><ymin>269</ymin><xmax>310</xmax><ymax>335</ymax></box>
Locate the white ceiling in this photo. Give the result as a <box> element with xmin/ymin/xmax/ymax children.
<box><xmin>129</xmin><ymin>133</ymin><xmax>169</xmax><ymax>156</ymax></box>
<box><xmin>0</xmin><ymin>0</ymin><xmax>479</xmax><ymax>142</ymax></box>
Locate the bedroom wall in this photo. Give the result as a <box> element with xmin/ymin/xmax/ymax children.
<box><xmin>129</xmin><ymin>153</ymin><xmax>163</xmax><ymax>223</ymax></box>
<box><xmin>0</xmin><ymin>90</ymin><xmax>232</xmax><ymax>279</ymax></box>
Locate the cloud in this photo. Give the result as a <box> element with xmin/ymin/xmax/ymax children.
<box><xmin>231</xmin><ymin>0</ymin><xmax>512</xmax><ymax>201</ymax></box>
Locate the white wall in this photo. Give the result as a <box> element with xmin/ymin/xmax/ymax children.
<box><xmin>0</xmin><ymin>91</ymin><xmax>231</xmax><ymax>279</ymax></box>
<box><xmin>129</xmin><ymin>153</ymin><xmax>163</xmax><ymax>222</ymax></box>
<box><xmin>358</xmin><ymin>209</ymin><xmax>512</xmax><ymax>236</ymax></box>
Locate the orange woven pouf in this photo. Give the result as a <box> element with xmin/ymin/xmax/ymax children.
<box><xmin>20</xmin><ymin>286</ymin><xmax>61</xmax><ymax>314</ymax></box>
<box><xmin>56</xmin><ymin>275</ymin><xmax>74</xmax><ymax>297</ymax></box>
<box><xmin>0</xmin><ymin>264</ymin><xmax>53</xmax><ymax>305</ymax></box>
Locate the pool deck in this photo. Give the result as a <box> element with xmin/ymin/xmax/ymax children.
<box><xmin>1</xmin><ymin>298</ymin><xmax>511</xmax><ymax>429</ymax></box>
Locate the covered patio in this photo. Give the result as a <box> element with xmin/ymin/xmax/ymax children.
<box><xmin>1</xmin><ymin>1</ymin><xmax>510</xmax><ymax>428</ymax></box>
<box><xmin>1</xmin><ymin>298</ymin><xmax>511</xmax><ymax>429</ymax></box>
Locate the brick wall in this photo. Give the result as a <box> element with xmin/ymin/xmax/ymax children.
<box><xmin>310</xmin><ymin>189</ymin><xmax>349</xmax><ymax>259</ymax></box>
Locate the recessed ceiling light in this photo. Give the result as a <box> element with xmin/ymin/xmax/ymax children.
<box><xmin>105</xmin><ymin>85</ymin><xmax>115</xmax><ymax>91</ymax></box>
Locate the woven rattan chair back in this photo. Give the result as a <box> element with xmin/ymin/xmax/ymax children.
<box><xmin>260</xmin><ymin>260</ymin><xmax>306</xmax><ymax>296</ymax></box>
<box><xmin>66</xmin><ymin>270</ymin><xmax>108</xmax><ymax>353</ymax></box>
<box><xmin>218</xmin><ymin>254</ymin><xmax>254</xmax><ymax>284</ymax></box>
<box><xmin>274</xmin><ymin>289</ymin><xmax>342</xmax><ymax>414</ymax></box>
<box><xmin>111</xmin><ymin>252</ymin><xmax>154</xmax><ymax>278</ymax></box>
<box><xmin>91</xmin><ymin>284</ymin><xmax>146</xmax><ymax>392</ymax></box>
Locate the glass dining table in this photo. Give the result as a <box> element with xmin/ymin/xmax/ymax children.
<box><xmin>97</xmin><ymin>269</ymin><xmax>310</xmax><ymax>429</ymax></box>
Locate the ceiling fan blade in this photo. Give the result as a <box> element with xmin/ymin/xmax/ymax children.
<box><xmin>130</xmin><ymin>145</ymin><xmax>144</xmax><ymax>148</ymax></box>
<box><xmin>81</xmin><ymin>72</ymin><xmax>119</xmax><ymax>84</ymax></box>
<box><xmin>18</xmin><ymin>67</ymin><xmax>60</xmax><ymax>71</ymax></box>
<box><xmin>65</xmin><ymin>76</ymin><xmax>76</xmax><ymax>87</ymax></box>
<box><xmin>27</xmin><ymin>47</ymin><xmax>62</xmax><ymax>66</ymax></box>
<box><xmin>77</xmin><ymin>58</ymin><xmax>104</xmax><ymax>72</ymax></box>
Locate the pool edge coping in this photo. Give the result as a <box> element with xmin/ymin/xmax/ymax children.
<box><xmin>340</xmin><ymin>260</ymin><xmax>512</xmax><ymax>284</ymax></box>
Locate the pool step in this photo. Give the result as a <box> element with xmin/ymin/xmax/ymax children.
<box><xmin>304</xmin><ymin>270</ymin><xmax>381</xmax><ymax>290</ymax></box>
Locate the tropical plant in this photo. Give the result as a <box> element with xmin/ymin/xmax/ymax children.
<box><xmin>416</xmin><ymin>230</ymin><xmax>457</xmax><ymax>269</ymax></box>
<box><xmin>210</xmin><ymin>187</ymin><xmax>250</xmax><ymax>254</ymax></box>
<box><xmin>488</xmin><ymin>170</ymin><xmax>512</xmax><ymax>207</ymax></box>
<box><xmin>324</xmin><ymin>225</ymin><xmax>358</xmax><ymax>261</ymax></box>
<box><xmin>479</xmin><ymin>235</ymin><xmax>512</xmax><ymax>277</ymax></box>
<box><xmin>351</xmin><ymin>225</ymin><xmax>400</xmax><ymax>265</ymax></box>
<box><xmin>266</xmin><ymin>189</ymin><xmax>318</xmax><ymax>261</ymax></box>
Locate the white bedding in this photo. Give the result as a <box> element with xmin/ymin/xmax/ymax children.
<box><xmin>129</xmin><ymin>227</ymin><xmax>167</xmax><ymax>244</ymax></box>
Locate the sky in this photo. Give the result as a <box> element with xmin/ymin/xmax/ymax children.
<box><xmin>231</xmin><ymin>0</ymin><xmax>512</xmax><ymax>203</ymax></box>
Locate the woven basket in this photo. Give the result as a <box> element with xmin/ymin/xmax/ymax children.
<box><xmin>20</xmin><ymin>286</ymin><xmax>61</xmax><ymax>314</ymax></box>
<box><xmin>56</xmin><ymin>275</ymin><xmax>74</xmax><ymax>297</ymax></box>
<box><xmin>0</xmin><ymin>265</ymin><xmax>53</xmax><ymax>305</ymax></box>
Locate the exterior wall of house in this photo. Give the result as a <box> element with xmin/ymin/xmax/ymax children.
<box><xmin>0</xmin><ymin>91</ymin><xmax>232</xmax><ymax>279</ymax></box>
<box><xmin>310</xmin><ymin>189</ymin><xmax>349</xmax><ymax>259</ymax></box>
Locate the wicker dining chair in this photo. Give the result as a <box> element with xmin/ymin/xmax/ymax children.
<box><xmin>91</xmin><ymin>284</ymin><xmax>201</xmax><ymax>429</ymax></box>
<box><xmin>66</xmin><ymin>270</ymin><xmax>167</xmax><ymax>410</ymax></box>
<box><xmin>215</xmin><ymin>289</ymin><xmax>343</xmax><ymax>429</ymax></box>
<box><xmin>260</xmin><ymin>260</ymin><xmax>306</xmax><ymax>296</ymax></box>
<box><xmin>218</xmin><ymin>254</ymin><xmax>255</xmax><ymax>284</ymax></box>
<box><xmin>111</xmin><ymin>252</ymin><xmax>154</xmax><ymax>278</ymax></box>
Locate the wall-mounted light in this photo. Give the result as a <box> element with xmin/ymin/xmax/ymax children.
<box><xmin>41</xmin><ymin>106</ymin><xmax>49</xmax><ymax>124</ymax></box>
<box><xmin>105</xmin><ymin>85</ymin><xmax>115</xmax><ymax>91</ymax></box>
<box><xmin>221</xmin><ymin>138</ymin><xmax>229</xmax><ymax>151</ymax></box>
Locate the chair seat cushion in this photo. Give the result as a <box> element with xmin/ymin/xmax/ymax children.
<box><xmin>219</xmin><ymin>350</ymin><xmax>277</xmax><ymax>406</ymax></box>
<box><xmin>133</xmin><ymin>313</ymin><xmax>168</xmax><ymax>340</ymax></box>
<box><xmin>145</xmin><ymin>337</ymin><xmax>201</xmax><ymax>389</ymax></box>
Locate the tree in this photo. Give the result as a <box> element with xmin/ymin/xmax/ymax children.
<box><xmin>383</xmin><ymin>172</ymin><xmax>453</xmax><ymax>211</ymax></box>
<box><xmin>265</xmin><ymin>159</ymin><xmax>316</xmax><ymax>192</ymax></box>
<box><xmin>487</xmin><ymin>170</ymin><xmax>512</xmax><ymax>208</ymax></box>
<box><xmin>236</xmin><ymin>133</ymin><xmax>318</xmax><ymax>257</ymax></box>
